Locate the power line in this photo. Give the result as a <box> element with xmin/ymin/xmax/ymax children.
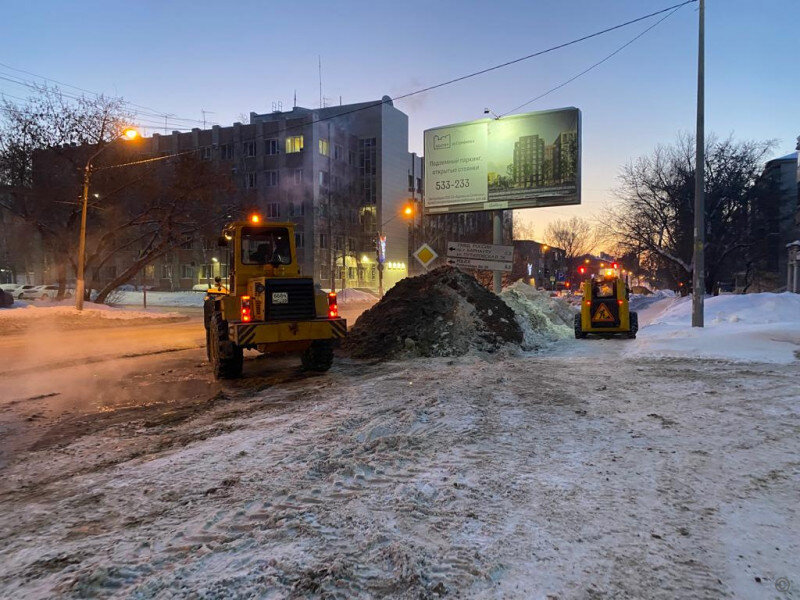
<box><xmin>1</xmin><ymin>0</ymin><xmax>696</xmax><ymax>143</ymax></box>
<box><xmin>499</xmin><ymin>4</ymin><xmax>686</xmax><ymax>116</ymax></box>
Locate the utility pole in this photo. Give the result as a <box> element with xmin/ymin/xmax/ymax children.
<box><xmin>692</xmin><ymin>0</ymin><xmax>705</xmax><ymax>327</ymax></box>
<box><xmin>492</xmin><ymin>211</ymin><xmax>503</xmax><ymax>293</ymax></box>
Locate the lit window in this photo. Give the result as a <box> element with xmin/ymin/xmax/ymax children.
<box><xmin>286</xmin><ymin>135</ymin><xmax>304</xmax><ymax>153</ymax></box>
<box><xmin>319</xmin><ymin>138</ymin><xmax>329</xmax><ymax>156</ymax></box>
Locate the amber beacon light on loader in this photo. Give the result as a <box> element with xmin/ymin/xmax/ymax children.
<box><xmin>203</xmin><ymin>214</ymin><xmax>346</xmax><ymax>378</ymax></box>
<box><xmin>574</xmin><ymin>263</ymin><xmax>638</xmax><ymax>340</ymax></box>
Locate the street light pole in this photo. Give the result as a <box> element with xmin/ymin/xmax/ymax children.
<box><xmin>75</xmin><ymin>128</ymin><xmax>138</xmax><ymax>311</ymax></box>
<box><xmin>692</xmin><ymin>0</ymin><xmax>705</xmax><ymax>327</ymax></box>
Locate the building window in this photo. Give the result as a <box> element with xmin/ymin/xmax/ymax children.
<box><xmin>319</xmin><ymin>138</ymin><xmax>329</xmax><ymax>156</ymax></box>
<box><xmin>295</xmin><ymin>232</ymin><xmax>304</xmax><ymax>248</ymax></box>
<box><xmin>201</xmin><ymin>264</ymin><xmax>214</xmax><ymax>279</ymax></box>
<box><xmin>161</xmin><ymin>264</ymin><xmax>173</xmax><ymax>279</ymax></box>
<box><xmin>243</xmin><ymin>141</ymin><xmax>256</xmax><ymax>157</ymax></box>
<box><xmin>246</xmin><ymin>172</ymin><xmax>257</xmax><ymax>188</ymax></box>
<box><xmin>220</xmin><ymin>144</ymin><xmax>234</xmax><ymax>160</ymax></box>
<box><xmin>417</xmin><ymin>177</ymin><xmax>422</xmax><ymax>193</ymax></box>
<box><xmin>286</xmin><ymin>135</ymin><xmax>304</xmax><ymax>153</ymax></box>
<box><xmin>319</xmin><ymin>171</ymin><xmax>329</xmax><ymax>187</ymax></box>
<box><xmin>265</xmin><ymin>170</ymin><xmax>279</xmax><ymax>187</ymax></box>
<box><xmin>348</xmin><ymin>150</ymin><xmax>356</xmax><ymax>166</ymax></box>
<box><xmin>319</xmin><ymin>233</ymin><xmax>327</xmax><ymax>248</ymax></box>
<box><xmin>294</xmin><ymin>200</ymin><xmax>305</xmax><ymax>216</ymax></box>
<box><xmin>266</xmin><ymin>203</ymin><xmax>280</xmax><ymax>218</ymax></box>
<box><xmin>265</xmin><ymin>138</ymin><xmax>279</xmax><ymax>155</ymax></box>
<box><xmin>181</xmin><ymin>264</ymin><xmax>195</xmax><ymax>279</ymax></box>
<box><xmin>200</xmin><ymin>146</ymin><xmax>212</xmax><ymax>160</ymax></box>
<box><xmin>294</xmin><ymin>168</ymin><xmax>303</xmax><ymax>184</ymax></box>
<box><xmin>334</xmin><ymin>144</ymin><xmax>343</xmax><ymax>161</ymax></box>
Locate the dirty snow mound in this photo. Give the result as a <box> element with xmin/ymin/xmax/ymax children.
<box><xmin>499</xmin><ymin>281</ymin><xmax>574</xmax><ymax>349</ymax></box>
<box><xmin>345</xmin><ymin>266</ymin><xmax>522</xmax><ymax>359</ymax></box>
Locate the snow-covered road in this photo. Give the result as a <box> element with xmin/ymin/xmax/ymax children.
<box><xmin>1</xmin><ymin>347</ymin><xmax>797</xmax><ymax>598</ymax></box>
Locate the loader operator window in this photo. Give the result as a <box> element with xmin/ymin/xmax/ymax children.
<box><xmin>241</xmin><ymin>227</ymin><xmax>292</xmax><ymax>265</ymax></box>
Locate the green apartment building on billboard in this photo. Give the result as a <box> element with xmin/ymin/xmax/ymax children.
<box><xmin>424</xmin><ymin>107</ymin><xmax>581</xmax><ymax>214</ymax></box>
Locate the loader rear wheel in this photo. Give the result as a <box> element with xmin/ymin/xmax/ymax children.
<box><xmin>627</xmin><ymin>312</ymin><xmax>639</xmax><ymax>339</ymax></box>
<box><xmin>574</xmin><ymin>314</ymin><xmax>587</xmax><ymax>339</ymax></box>
<box><xmin>301</xmin><ymin>340</ymin><xmax>334</xmax><ymax>372</ymax></box>
<box><xmin>209</xmin><ymin>312</ymin><xmax>243</xmax><ymax>379</ymax></box>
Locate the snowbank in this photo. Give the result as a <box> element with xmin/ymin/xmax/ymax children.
<box><xmin>499</xmin><ymin>281</ymin><xmax>574</xmax><ymax>349</ymax></box>
<box><xmin>631</xmin><ymin>292</ymin><xmax>800</xmax><ymax>364</ymax></box>
<box><xmin>0</xmin><ymin>303</ymin><xmax>185</xmax><ymax>321</ymax></box>
<box><xmin>114</xmin><ymin>290</ymin><xmax>205</xmax><ymax>307</ymax></box>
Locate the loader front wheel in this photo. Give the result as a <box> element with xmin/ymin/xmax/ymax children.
<box><xmin>209</xmin><ymin>312</ymin><xmax>243</xmax><ymax>379</ymax></box>
<box><xmin>301</xmin><ymin>340</ymin><xmax>334</xmax><ymax>372</ymax></box>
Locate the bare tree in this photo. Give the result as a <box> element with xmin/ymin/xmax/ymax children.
<box><xmin>603</xmin><ymin>134</ymin><xmax>774</xmax><ymax>292</ymax></box>
<box><xmin>543</xmin><ymin>216</ymin><xmax>596</xmax><ymax>270</ymax></box>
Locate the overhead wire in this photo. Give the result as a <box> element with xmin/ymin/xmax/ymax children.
<box><xmin>499</xmin><ymin>3</ymin><xmax>687</xmax><ymax>117</ymax></box>
<box><xmin>0</xmin><ymin>0</ymin><xmax>696</xmax><ymax>142</ymax></box>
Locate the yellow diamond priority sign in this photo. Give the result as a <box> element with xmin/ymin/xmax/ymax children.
<box><xmin>413</xmin><ymin>243</ymin><xmax>438</xmax><ymax>269</ymax></box>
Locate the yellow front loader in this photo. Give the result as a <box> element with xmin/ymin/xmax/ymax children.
<box><xmin>203</xmin><ymin>215</ymin><xmax>346</xmax><ymax>379</ymax></box>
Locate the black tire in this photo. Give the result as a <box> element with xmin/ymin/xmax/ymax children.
<box><xmin>627</xmin><ymin>311</ymin><xmax>638</xmax><ymax>339</ymax></box>
<box><xmin>574</xmin><ymin>314</ymin><xmax>587</xmax><ymax>339</ymax></box>
<box><xmin>208</xmin><ymin>312</ymin><xmax>243</xmax><ymax>379</ymax></box>
<box><xmin>301</xmin><ymin>340</ymin><xmax>334</xmax><ymax>372</ymax></box>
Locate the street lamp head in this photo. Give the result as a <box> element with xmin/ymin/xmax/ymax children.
<box><xmin>122</xmin><ymin>128</ymin><xmax>138</xmax><ymax>140</ymax></box>
<box><xmin>402</xmin><ymin>204</ymin><xmax>414</xmax><ymax>218</ymax></box>
<box><xmin>211</xmin><ymin>257</ymin><xmax>219</xmax><ymax>263</ymax></box>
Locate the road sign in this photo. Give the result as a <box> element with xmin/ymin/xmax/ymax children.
<box><xmin>592</xmin><ymin>304</ymin><xmax>615</xmax><ymax>322</ymax></box>
<box><xmin>447</xmin><ymin>241</ymin><xmax>513</xmax><ymax>263</ymax></box>
<box><xmin>413</xmin><ymin>243</ymin><xmax>438</xmax><ymax>269</ymax></box>
<box><xmin>445</xmin><ymin>256</ymin><xmax>512</xmax><ymax>272</ymax></box>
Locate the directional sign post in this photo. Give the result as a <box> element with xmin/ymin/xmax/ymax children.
<box><xmin>446</xmin><ymin>240</ymin><xmax>514</xmax><ymax>273</ymax></box>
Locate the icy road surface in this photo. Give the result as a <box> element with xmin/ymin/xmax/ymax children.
<box><xmin>1</xmin><ymin>346</ymin><xmax>798</xmax><ymax>598</ymax></box>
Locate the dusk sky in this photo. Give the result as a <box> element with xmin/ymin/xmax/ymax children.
<box><xmin>2</xmin><ymin>0</ymin><xmax>797</xmax><ymax>238</ymax></box>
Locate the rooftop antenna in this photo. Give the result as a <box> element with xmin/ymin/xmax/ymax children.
<box><xmin>294</xmin><ymin>90</ymin><xmax>297</xmax><ymax>108</ymax></box>
<box><xmin>483</xmin><ymin>107</ymin><xmax>501</xmax><ymax>120</ymax></box>
<box><xmin>201</xmin><ymin>108</ymin><xmax>215</xmax><ymax>128</ymax></box>
<box><xmin>318</xmin><ymin>55</ymin><xmax>323</xmax><ymax>108</ymax></box>
<box><xmin>163</xmin><ymin>113</ymin><xmax>175</xmax><ymax>134</ymax></box>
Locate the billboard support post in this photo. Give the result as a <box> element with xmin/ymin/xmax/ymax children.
<box><xmin>493</xmin><ymin>211</ymin><xmax>502</xmax><ymax>293</ymax></box>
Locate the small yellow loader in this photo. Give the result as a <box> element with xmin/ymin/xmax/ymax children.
<box><xmin>574</xmin><ymin>268</ymin><xmax>638</xmax><ymax>339</ymax></box>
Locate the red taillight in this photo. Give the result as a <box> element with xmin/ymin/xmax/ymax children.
<box><xmin>328</xmin><ymin>292</ymin><xmax>338</xmax><ymax>319</ymax></box>
<box><xmin>618</xmin><ymin>299</ymin><xmax>624</xmax><ymax>305</ymax></box>
<box><xmin>241</xmin><ymin>295</ymin><xmax>251</xmax><ymax>322</ymax></box>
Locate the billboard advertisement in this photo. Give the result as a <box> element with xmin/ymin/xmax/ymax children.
<box><xmin>424</xmin><ymin>107</ymin><xmax>580</xmax><ymax>214</ymax></box>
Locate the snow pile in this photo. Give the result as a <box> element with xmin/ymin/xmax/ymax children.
<box><xmin>114</xmin><ymin>290</ymin><xmax>205</xmax><ymax>307</ymax></box>
<box><xmin>0</xmin><ymin>303</ymin><xmax>186</xmax><ymax>333</ymax></box>
<box><xmin>499</xmin><ymin>281</ymin><xmax>574</xmax><ymax>349</ymax></box>
<box><xmin>631</xmin><ymin>292</ymin><xmax>800</xmax><ymax>364</ymax></box>
<box><xmin>334</xmin><ymin>288</ymin><xmax>377</xmax><ymax>304</ymax></box>
<box><xmin>345</xmin><ymin>266</ymin><xmax>522</xmax><ymax>359</ymax></box>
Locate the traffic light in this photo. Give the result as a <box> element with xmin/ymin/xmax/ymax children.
<box><xmin>578</xmin><ymin>265</ymin><xmax>587</xmax><ymax>275</ymax></box>
<box><xmin>612</xmin><ymin>262</ymin><xmax>619</xmax><ymax>270</ymax></box>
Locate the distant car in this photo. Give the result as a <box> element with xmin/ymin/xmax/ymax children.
<box><xmin>0</xmin><ymin>283</ymin><xmax>23</xmax><ymax>295</ymax></box>
<box><xmin>21</xmin><ymin>285</ymin><xmax>74</xmax><ymax>301</ymax></box>
<box><xmin>0</xmin><ymin>289</ymin><xmax>13</xmax><ymax>308</ymax></box>
<box><xmin>15</xmin><ymin>285</ymin><xmax>37</xmax><ymax>299</ymax></box>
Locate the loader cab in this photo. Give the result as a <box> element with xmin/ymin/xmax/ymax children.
<box><xmin>219</xmin><ymin>217</ymin><xmax>300</xmax><ymax>297</ymax></box>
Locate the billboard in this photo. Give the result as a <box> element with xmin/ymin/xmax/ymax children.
<box><xmin>424</xmin><ymin>107</ymin><xmax>580</xmax><ymax>214</ymax></box>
